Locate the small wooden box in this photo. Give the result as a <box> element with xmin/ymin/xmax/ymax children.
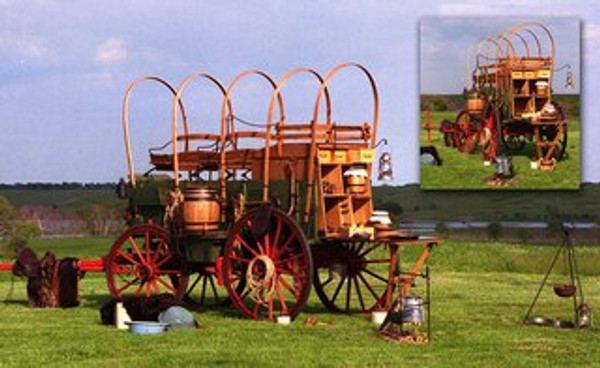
<box><xmin>537</xmin><ymin>70</ymin><xmax>551</xmax><ymax>78</ymax></box>
<box><xmin>359</xmin><ymin>149</ymin><xmax>375</xmax><ymax>163</ymax></box>
<box><xmin>347</xmin><ymin>150</ymin><xmax>361</xmax><ymax>163</ymax></box>
<box><xmin>318</xmin><ymin>150</ymin><xmax>332</xmax><ymax>163</ymax></box>
<box><xmin>333</xmin><ymin>150</ymin><xmax>347</xmax><ymax>164</ymax></box>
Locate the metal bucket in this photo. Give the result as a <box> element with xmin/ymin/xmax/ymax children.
<box><xmin>183</xmin><ymin>188</ymin><xmax>220</xmax><ymax>232</ymax></box>
<box><xmin>401</xmin><ymin>296</ymin><xmax>424</xmax><ymax>325</ymax></box>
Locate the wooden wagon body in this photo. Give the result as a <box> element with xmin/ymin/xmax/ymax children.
<box><xmin>447</xmin><ymin>22</ymin><xmax>570</xmax><ymax>168</ymax></box>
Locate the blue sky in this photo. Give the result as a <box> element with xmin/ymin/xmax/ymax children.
<box><xmin>420</xmin><ymin>17</ymin><xmax>580</xmax><ymax>94</ymax></box>
<box><xmin>1</xmin><ymin>0</ymin><xmax>599</xmax><ymax>185</ymax></box>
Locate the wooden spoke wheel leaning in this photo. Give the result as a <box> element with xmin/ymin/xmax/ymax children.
<box><xmin>222</xmin><ymin>206</ymin><xmax>313</xmax><ymax>321</ymax></box>
<box><xmin>313</xmin><ymin>241</ymin><xmax>395</xmax><ymax>313</ymax></box>
<box><xmin>105</xmin><ymin>224</ymin><xmax>188</xmax><ymax>301</ymax></box>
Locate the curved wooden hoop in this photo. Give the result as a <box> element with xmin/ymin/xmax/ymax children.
<box><xmin>122</xmin><ymin>76</ymin><xmax>187</xmax><ymax>187</ymax></box>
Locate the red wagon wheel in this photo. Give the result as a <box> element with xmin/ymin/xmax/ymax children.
<box><xmin>106</xmin><ymin>224</ymin><xmax>188</xmax><ymax>301</ymax></box>
<box><xmin>313</xmin><ymin>241</ymin><xmax>394</xmax><ymax>313</ymax></box>
<box><xmin>222</xmin><ymin>207</ymin><xmax>313</xmax><ymax>320</ymax></box>
<box><xmin>454</xmin><ymin>110</ymin><xmax>478</xmax><ymax>153</ymax></box>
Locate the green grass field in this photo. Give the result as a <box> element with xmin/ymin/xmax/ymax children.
<box><xmin>420</xmin><ymin>104</ymin><xmax>581</xmax><ymax>190</ymax></box>
<box><xmin>1</xmin><ymin>238</ymin><xmax>600</xmax><ymax>367</ymax></box>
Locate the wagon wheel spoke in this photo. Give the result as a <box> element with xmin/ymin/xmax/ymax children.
<box><xmin>277</xmin><ymin>274</ymin><xmax>300</xmax><ymax>300</ymax></box>
<box><xmin>134</xmin><ymin>282</ymin><xmax>144</xmax><ymax>297</ymax></box>
<box><xmin>353</xmin><ymin>276</ymin><xmax>366</xmax><ymax>311</ymax></box>
<box><xmin>357</xmin><ymin>272</ymin><xmax>381</xmax><ymax>300</ymax></box>
<box><xmin>271</xmin><ymin>216</ymin><xmax>283</xmax><ymax>257</ymax></box>
<box><xmin>116</xmin><ymin>277</ymin><xmax>140</xmax><ymax>294</ymax></box>
<box><xmin>345</xmin><ymin>276</ymin><xmax>352</xmax><ymax>313</ymax></box>
<box><xmin>330</xmin><ymin>276</ymin><xmax>347</xmax><ymax>305</ymax></box>
<box><xmin>274</xmin><ymin>280</ymin><xmax>289</xmax><ymax>315</ymax></box>
<box><xmin>115</xmin><ymin>250</ymin><xmax>141</xmax><ymax>268</ymax></box>
<box><xmin>246</xmin><ymin>220</ymin><xmax>266</xmax><ymax>254</ymax></box>
<box><xmin>152</xmin><ymin>240</ymin><xmax>167</xmax><ymax>263</ymax></box>
<box><xmin>235</xmin><ymin>235</ymin><xmax>260</xmax><ymax>258</ymax></box>
<box><xmin>127</xmin><ymin>236</ymin><xmax>146</xmax><ymax>264</ymax></box>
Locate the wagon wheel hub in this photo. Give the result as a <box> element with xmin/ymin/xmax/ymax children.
<box><xmin>136</xmin><ymin>263</ymin><xmax>154</xmax><ymax>281</ymax></box>
<box><xmin>347</xmin><ymin>255</ymin><xmax>366</xmax><ymax>276</ymax></box>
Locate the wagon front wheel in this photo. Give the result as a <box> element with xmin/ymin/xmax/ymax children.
<box><xmin>105</xmin><ymin>224</ymin><xmax>188</xmax><ymax>302</ymax></box>
<box><xmin>222</xmin><ymin>206</ymin><xmax>313</xmax><ymax>320</ymax></box>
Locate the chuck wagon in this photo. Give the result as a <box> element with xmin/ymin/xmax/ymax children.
<box><xmin>105</xmin><ymin>63</ymin><xmax>440</xmax><ymax>321</ymax></box>
<box><xmin>445</xmin><ymin>22</ymin><xmax>571</xmax><ymax>168</ymax></box>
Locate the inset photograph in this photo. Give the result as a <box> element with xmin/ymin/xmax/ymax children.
<box><xmin>420</xmin><ymin>17</ymin><xmax>580</xmax><ymax>190</ymax></box>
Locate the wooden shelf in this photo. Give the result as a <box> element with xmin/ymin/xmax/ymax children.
<box><xmin>316</xmin><ymin>148</ymin><xmax>374</xmax><ymax>238</ymax></box>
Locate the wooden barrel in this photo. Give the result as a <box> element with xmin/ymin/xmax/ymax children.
<box><xmin>467</xmin><ymin>97</ymin><xmax>484</xmax><ymax>112</ymax></box>
<box><xmin>183</xmin><ymin>188</ymin><xmax>220</xmax><ymax>232</ymax></box>
<box><xmin>345</xmin><ymin>176</ymin><xmax>366</xmax><ymax>194</ymax></box>
<box><xmin>344</xmin><ymin>167</ymin><xmax>368</xmax><ymax>194</ymax></box>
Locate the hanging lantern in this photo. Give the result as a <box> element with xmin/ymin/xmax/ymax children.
<box><xmin>565</xmin><ymin>71</ymin><xmax>573</xmax><ymax>90</ymax></box>
<box><xmin>378</xmin><ymin>151</ymin><xmax>393</xmax><ymax>181</ymax></box>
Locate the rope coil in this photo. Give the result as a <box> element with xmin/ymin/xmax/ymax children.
<box><xmin>246</xmin><ymin>254</ymin><xmax>276</xmax><ymax>304</ymax></box>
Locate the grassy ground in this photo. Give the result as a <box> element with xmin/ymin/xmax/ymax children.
<box><xmin>1</xmin><ymin>238</ymin><xmax>600</xmax><ymax>367</ymax></box>
<box><xmin>420</xmin><ymin>108</ymin><xmax>581</xmax><ymax>190</ymax></box>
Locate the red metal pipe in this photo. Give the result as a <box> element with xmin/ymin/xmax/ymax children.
<box><xmin>78</xmin><ymin>258</ymin><xmax>105</xmax><ymax>272</ymax></box>
<box><xmin>0</xmin><ymin>262</ymin><xmax>13</xmax><ymax>272</ymax></box>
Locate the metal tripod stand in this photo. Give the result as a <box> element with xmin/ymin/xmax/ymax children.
<box><xmin>524</xmin><ymin>224</ymin><xmax>587</xmax><ymax>328</ymax></box>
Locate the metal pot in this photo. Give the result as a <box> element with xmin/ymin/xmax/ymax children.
<box><xmin>401</xmin><ymin>296</ymin><xmax>424</xmax><ymax>325</ymax></box>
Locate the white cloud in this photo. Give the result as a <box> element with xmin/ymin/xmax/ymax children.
<box><xmin>94</xmin><ymin>38</ymin><xmax>127</xmax><ymax>64</ymax></box>
<box><xmin>0</xmin><ymin>31</ymin><xmax>48</xmax><ymax>61</ymax></box>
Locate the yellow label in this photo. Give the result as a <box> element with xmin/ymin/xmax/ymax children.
<box><xmin>537</xmin><ymin>70</ymin><xmax>551</xmax><ymax>78</ymax></box>
<box><xmin>360</xmin><ymin>149</ymin><xmax>375</xmax><ymax>163</ymax></box>
<box><xmin>524</xmin><ymin>71</ymin><xmax>535</xmax><ymax>78</ymax></box>
<box><xmin>511</xmin><ymin>71</ymin><xmax>523</xmax><ymax>78</ymax></box>
<box><xmin>333</xmin><ymin>150</ymin><xmax>347</xmax><ymax>163</ymax></box>
<box><xmin>347</xmin><ymin>150</ymin><xmax>361</xmax><ymax>162</ymax></box>
<box><xmin>317</xmin><ymin>150</ymin><xmax>331</xmax><ymax>163</ymax></box>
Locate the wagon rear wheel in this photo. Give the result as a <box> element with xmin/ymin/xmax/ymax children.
<box><xmin>106</xmin><ymin>224</ymin><xmax>188</xmax><ymax>302</ymax></box>
<box><xmin>313</xmin><ymin>241</ymin><xmax>394</xmax><ymax>313</ymax></box>
<box><xmin>222</xmin><ymin>206</ymin><xmax>313</xmax><ymax>320</ymax></box>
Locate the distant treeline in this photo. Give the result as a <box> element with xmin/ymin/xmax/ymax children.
<box><xmin>0</xmin><ymin>182</ymin><xmax>116</xmax><ymax>190</ymax></box>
